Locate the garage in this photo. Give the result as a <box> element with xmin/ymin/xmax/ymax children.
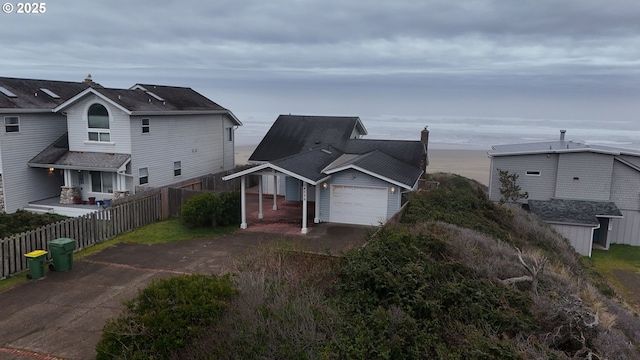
<box><xmin>330</xmin><ymin>185</ymin><xmax>388</xmax><ymax>225</ymax></box>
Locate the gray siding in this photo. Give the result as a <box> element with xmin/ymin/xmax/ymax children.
<box><xmin>65</xmin><ymin>94</ymin><xmax>132</xmax><ymax>154</ymax></box>
<box><xmin>610</xmin><ymin>160</ymin><xmax>640</xmax><ymax>211</ymax></box>
<box><xmin>223</xmin><ymin>117</ymin><xmax>236</xmax><ymax>169</ymax></box>
<box><xmin>1</xmin><ymin>113</ymin><xmax>68</xmax><ymax>212</ymax></box>
<box><xmin>552</xmin><ymin>224</ymin><xmax>594</xmax><ymax>256</ymax></box>
<box><xmin>130</xmin><ymin>114</ymin><xmax>229</xmax><ymax>192</ymax></box>
<box><xmin>318</xmin><ymin>170</ymin><xmax>401</xmax><ymax>223</ymax></box>
<box><xmin>610</xmin><ymin>210</ymin><xmax>640</xmax><ymax>246</ymax></box>
<box><xmin>555</xmin><ymin>153</ymin><xmax>612</xmax><ymax>201</ymax></box>
<box><xmin>285</xmin><ymin>176</ymin><xmax>300</xmax><ymax>201</ymax></box>
<box><xmin>489</xmin><ymin>154</ymin><xmax>558</xmax><ymax>202</ymax></box>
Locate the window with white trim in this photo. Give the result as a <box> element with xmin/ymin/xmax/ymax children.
<box><xmin>90</xmin><ymin>171</ymin><xmax>114</xmax><ymax>193</ymax></box>
<box><xmin>174</xmin><ymin>161</ymin><xmax>182</xmax><ymax>176</ymax></box>
<box><xmin>142</xmin><ymin>118</ymin><xmax>150</xmax><ymax>133</ymax></box>
<box><xmin>226</xmin><ymin>127</ymin><xmax>233</xmax><ymax>141</ymax></box>
<box><xmin>139</xmin><ymin>167</ymin><xmax>149</xmax><ymax>185</ymax></box>
<box><xmin>4</xmin><ymin>116</ymin><xmax>19</xmax><ymax>133</ymax></box>
<box><xmin>88</xmin><ymin>103</ymin><xmax>110</xmax><ymax>141</ymax></box>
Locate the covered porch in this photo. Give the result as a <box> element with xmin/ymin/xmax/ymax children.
<box><xmin>24</xmin><ymin>196</ymin><xmax>106</xmax><ymax>217</ymax></box>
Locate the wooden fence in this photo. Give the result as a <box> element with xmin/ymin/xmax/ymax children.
<box><xmin>1</xmin><ymin>192</ymin><xmax>161</xmax><ymax>279</ymax></box>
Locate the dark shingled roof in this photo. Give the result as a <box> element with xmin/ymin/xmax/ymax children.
<box><xmin>0</xmin><ymin>77</ymin><xmax>90</xmax><ymax>110</ymax></box>
<box><xmin>272</xmin><ymin>146</ymin><xmax>343</xmax><ymax>182</ymax></box>
<box><xmin>97</xmin><ymin>85</ymin><xmax>229</xmax><ymax>112</ymax></box>
<box><xmin>528</xmin><ymin>199</ymin><xmax>622</xmax><ymax>226</ymax></box>
<box><xmin>342</xmin><ymin>139</ymin><xmax>424</xmax><ymax>170</ymax></box>
<box><xmin>29</xmin><ymin>133</ymin><xmax>130</xmax><ymax>171</ymax></box>
<box><xmin>249</xmin><ymin>115</ymin><xmax>364</xmax><ymax>162</ymax></box>
<box><xmin>326</xmin><ymin>150</ymin><xmax>422</xmax><ymax>187</ymax></box>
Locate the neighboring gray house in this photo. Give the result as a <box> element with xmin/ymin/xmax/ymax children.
<box><xmin>0</xmin><ymin>76</ymin><xmax>241</xmax><ymax>215</ymax></box>
<box><xmin>488</xmin><ymin>130</ymin><xmax>640</xmax><ymax>256</ymax></box>
<box><xmin>224</xmin><ymin>115</ymin><xmax>428</xmax><ymax>233</ymax></box>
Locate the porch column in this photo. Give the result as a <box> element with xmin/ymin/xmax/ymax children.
<box><xmin>273</xmin><ymin>174</ymin><xmax>278</xmax><ymax>210</ymax></box>
<box><xmin>314</xmin><ymin>184</ymin><xmax>321</xmax><ymax>223</ymax></box>
<box><xmin>301</xmin><ymin>182</ymin><xmax>308</xmax><ymax>234</ymax></box>
<box><xmin>258</xmin><ymin>175</ymin><xmax>264</xmax><ymax>219</ymax></box>
<box><xmin>63</xmin><ymin>169</ymin><xmax>72</xmax><ymax>186</ymax></box>
<box><xmin>240</xmin><ymin>176</ymin><xmax>247</xmax><ymax>229</ymax></box>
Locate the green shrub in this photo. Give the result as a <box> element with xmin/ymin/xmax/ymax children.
<box><xmin>217</xmin><ymin>191</ymin><xmax>241</xmax><ymax>226</ymax></box>
<box><xmin>0</xmin><ymin>210</ymin><xmax>66</xmax><ymax>238</ymax></box>
<box><xmin>95</xmin><ymin>274</ymin><xmax>237</xmax><ymax>359</ymax></box>
<box><xmin>181</xmin><ymin>192</ymin><xmax>221</xmax><ymax>227</ymax></box>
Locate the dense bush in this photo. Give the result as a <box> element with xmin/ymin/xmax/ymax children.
<box><xmin>0</xmin><ymin>210</ymin><xmax>66</xmax><ymax>238</ymax></box>
<box><xmin>96</xmin><ymin>274</ymin><xmax>237</xmax><ymax>359</ymax></box>
<box><xmin>181</xmin><ymin>191</ymin><xmax>240</xmax><ymax>228</ymax></box>
<box><xmin>181</xmin><ymin>192</ymin><xmax>221</xmax><ymax>227</ymax></box>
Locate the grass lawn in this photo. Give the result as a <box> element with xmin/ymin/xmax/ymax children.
<box><xmin>590</xmin><ymin>244</ymin><xmax>640</xmax><ymax>311</ymax></box>
<box><xmin>0</xmin><ymin>218</ymin><xmax>235</xmax><ymax>292</ymax></box>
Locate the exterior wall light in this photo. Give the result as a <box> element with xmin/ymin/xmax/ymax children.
<box><xmin>49</xmin><ymin>168</ymin><xmax>55</xmax><ymax>173</ymax></box>
<box><xmin>390</xmin><ymin>186</ymin><xmax>396</xmax><ymax>194</ymax></box>
<box><xmin>322</xmin><ymin>182</ymin><xmax>328</xmax><ymax>190</ymax></box>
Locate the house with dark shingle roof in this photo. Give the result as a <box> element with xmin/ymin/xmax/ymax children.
<box><xmin>0</xmin><ymin>75</ymin><xmax>241</xmax><ymax>215</ymax></box>
<box><xmin>488</xmin><ymin>130</ymin><xmax>640</xmax><ymax>256</ymax></box>
<box><xmin>223</xmin><ymin>115</ymin><xmax>428</xmax><ymax>233</ymax></box>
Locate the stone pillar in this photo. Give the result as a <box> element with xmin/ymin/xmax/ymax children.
<box><xmin>0</xmin><ymin>174</ymin><xmax>5</xmax><ymax>213</ymax></box>
<box><xmin>60</xmin><ymin>186</ymin><xmax>80</xmax><ymax>204</ymax></box>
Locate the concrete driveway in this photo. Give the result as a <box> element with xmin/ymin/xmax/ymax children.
<box><xmin>0</xmin><ymin>223</ymin><xmax>371</xmax><ymax>360</ymax></box>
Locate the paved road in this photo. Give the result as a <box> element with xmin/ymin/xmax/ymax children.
<box><xmin>0</xmin><ymin>224</ymin><xmax>370</xmax><ymax>360</ymax></box>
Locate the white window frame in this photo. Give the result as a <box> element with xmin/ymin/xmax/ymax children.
<box><xmin>139</xmin><ymin>167</ymin><xmax>149</xmax><ymax>185</ymax></box>
<box><xmin>174</xmin><ymin>161</ymin><xmax>182</xmax><ymax>177</ymax></box>
<box><xmin>87</xmin><ymin>103</ymin><xmax>111</xmax><ymax>142</ymax></box>
<box><xmin>89</xmin><ymin>171</ymin><xmax>114</xmax><ymax>193</ymax></box>
<box><xmin>142</xmin><ymin>118</ymin><xmax>150</xmax><ymax>134</ymax></box>
<box><xmin>4</xmin><ymin>116</ymin><xmax>19</xmax><ymax>133</ymax></box>
<box><xmin>226</xmin><ymin>127</ymin><xmax>233</xmax><ymax>142</ymax></box>
<box><xmin>526</xmin><ymin>170</ymin><xmax>541</xmax><ymax>176</ymax></box>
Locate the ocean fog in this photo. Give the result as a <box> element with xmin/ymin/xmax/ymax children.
<box><xmin>234</xmin><ymin>113</ymin><xmax>640</xmax><ymax>151</ymax></box>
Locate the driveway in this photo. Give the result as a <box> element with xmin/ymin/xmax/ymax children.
<box><xmin>0</xmin><ymin>223</ymin><xmax>371</xmax><ymax>360</ymax></box>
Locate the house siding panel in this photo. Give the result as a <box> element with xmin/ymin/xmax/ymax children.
<box><xmin>489</xmin><ymin>154</ymin><xmax>558</xmax><ymax>202</ymax></box>
<box><xmin>0</xmin><ymin>113</ymin><xmax>68</xmax><ymax>212</ymax></box>
<box><xmin>555</xmin><ymin>153</ymin><xmax>612</xmax><ymax>201</ymax></box>
<box><xmin>130</xmin><ymin>114</ymin><xmax>228</xmax><ymax>192</ymax></box>
<box><xmin>223</xmin><ymin>116</ymin><xmax>236</xmax><ymax>169</ymax></box>
<box><xmin>65</xmin><ymin>94</ymin><xmax>132</xmax><ymax>154</ymax></box>
<box><xmin>610</xmin><ymin>210</ymin><xmax>640</xmax><ymax>246</ymax></box>
<box><xmin>610</xmin><ymin>160</ymin><xmax>640</xmax><ymax>211</ymax></box>
<box><xmin>318</xmin><ymin>170</ymin><xmax>400</xmax><ymax>223</ymax></box>
<box><xmin>552</xmin><ymin>224</ymin><xmax>593</xmax><ymax>256</ymax></box>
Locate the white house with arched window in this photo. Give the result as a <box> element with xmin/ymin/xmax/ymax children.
<box><xmin>0</xmin><ymin>76</ymin><xmax>241</xmax><ymax>214</ymax></box>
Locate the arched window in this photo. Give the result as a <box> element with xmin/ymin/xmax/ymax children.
<box><xmin>88</xmin><ymin>103</ymin><xmax>110</xmax><ymax>141</ymax></box>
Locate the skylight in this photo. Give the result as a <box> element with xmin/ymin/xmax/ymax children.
<box><xmin>39</xmin><ymin>88</ymin><xmax>60</xmax><ymax>99</ymax></box>
<box><xmin>0</xmin><ymin>86</ymin><xmax>17</xmax><ymax>98</ymax></box>
<box><xmin>146</xmin><ymin>91</ymin><xmax>164</xmax><ymax>102</ymax></box>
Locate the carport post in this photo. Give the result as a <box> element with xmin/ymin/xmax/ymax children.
<box><xmin>258</xmin><ymin>176</ymin><xmax>264</xmax><ymax>219</ymax></box>
<box><xmin>240</xmin><ymin>176</ymin><xmax>247</xmax><ymax>229</ymax></box>
<box><xmin>273</xmin><ymin>174</ymin><xmax>278</xmax><ymax>210</ymax></box>
<box><xmin>301</xmin><ymin>182</ymin><xmax>308</xmax><ymax>234</ymax></box>
<box><xmin>314</xmin><ymin>184</ymin><xmax>321</xmax><ymax>223</ymax></box>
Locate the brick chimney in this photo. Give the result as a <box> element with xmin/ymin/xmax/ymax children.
<box><xmin>420</xmin><ymin>126</ymin><xmax>429</xmax><ymax>177</ymax></box>
<box><xmin>84</xmin><ymin>74</ymin><xmax>94</xmax><ymax>84</ymax></box>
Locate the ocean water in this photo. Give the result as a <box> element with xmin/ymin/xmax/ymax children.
<box><xmin>234</xmin><ymin>113</ymin><xmax>640</xmax><ymax>151</ymax></box>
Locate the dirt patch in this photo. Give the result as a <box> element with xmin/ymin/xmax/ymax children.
<box><xmin>612</xmin><ymin>269</ymin><xmax>640</xmax><ymax>311</ymax></box>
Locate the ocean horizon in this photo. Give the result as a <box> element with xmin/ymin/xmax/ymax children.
<box><xmin>234</xmin><ymin>113</ymin><xmax>640</xmax><ymax>151</ymax></box>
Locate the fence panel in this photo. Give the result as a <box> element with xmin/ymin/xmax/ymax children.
<box><xmin>0</xmin><ymin>192</ymin><xmax>161</xmax><ymax>279</ymax></box>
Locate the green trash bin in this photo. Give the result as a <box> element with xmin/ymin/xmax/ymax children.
<box><xmin>48</xmin><ymin>238</ymin><xmax>76</xmax><ymax>272</ymax></box>
<box><xmin>24</xmin><ymin>250</ymin><xmax>48</xmax><ymax>280</ymax></box>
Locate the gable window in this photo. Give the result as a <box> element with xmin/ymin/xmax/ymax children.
<box><xmin>174</xmin><ymin>161</ymin><xmax>182</xmax><ymax>176</ymax></box>
<box><xmin>226</xmin><ymin>127</ymin><xmax>233</xmax><ymax>142</ymax></box>
<box><xmin>90</xmin><ymin>171</ymin><xmax>114</xmax><ymax>193</ymax></box>
<box><xmin>88</xmin><ymin>103</ymin><xmax>110</xmax><ymax>142</ymax></box>
<box><xmin>4</xmin><ymin>116</ymin><xmax>19</xmax><ymax>133</ymax></box>
<box><xmin>139</xmin><ymin>167</ymin><xmax>149</xmax><ymax>185</ymax></box>
<box><xmin>142</xmin><ymin>118</ymin><xmax>150</xmax><ymax>133</ymax></box>
<box><xmin>526</xmin><ymin>170</ymin><xmax>541</xmax><ymax>176</ymax></box>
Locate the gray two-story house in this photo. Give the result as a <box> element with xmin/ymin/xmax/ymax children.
<box><xmin>0</xmin><ymin>76</ymin><xmax>241</xmax><ymax>215</ymax></box>
<box><xmin>488</xmin><ymin>130</ymin><xmax>640</xmax><ymax>256</ymax></box>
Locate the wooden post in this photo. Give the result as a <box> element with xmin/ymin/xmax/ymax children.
<box><xmin>240</xmin><ymin>176</ymin><xmax>247</xmax><ymax>229</ymax></box>
<box><xmin>301</xmin><ymin>182</ymin><xmax>308</xmax><ymax>234</ymax></box>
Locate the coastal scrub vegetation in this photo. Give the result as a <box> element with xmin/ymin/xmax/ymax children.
<box><xmin>97</xmin><ymin>173</ymin><xmax>640</xmax><ymax>359</ymax></box>
<box><xmin>0</xmin><ymin>210</ymin><xmax>66</xmax><ymax>238</ymax></box>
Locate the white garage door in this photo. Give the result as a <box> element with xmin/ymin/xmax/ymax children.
<box><xmin>330</xmin><ymin>185</ymin><xmax>388</xmax><ymax>225</ymax></box>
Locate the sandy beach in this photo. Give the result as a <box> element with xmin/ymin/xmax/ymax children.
<box><xmin>235</xmin><ymin>145</ymin><xmax>491</xmax><ymax>186</ymax></box>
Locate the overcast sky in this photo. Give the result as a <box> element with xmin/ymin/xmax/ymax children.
<box><xmin>2</xmin><ymin>0</ymin><xmax>639</xmax><ymax>124</ymax></box>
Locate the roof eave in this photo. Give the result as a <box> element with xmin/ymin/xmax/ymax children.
<box><xmin>325</xmin><ymin>164</ymin><xmax>414</xmax><ymax>190</ymax></box>
<box><xmin>0</xmin><ymin>108</ymin><xmax>55</xmax><ymax>114</ymax></box>
<box><xmin>53</xmin><ymin>88</ymin><xmax>133</xmax><ymax>115</ymax></box>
